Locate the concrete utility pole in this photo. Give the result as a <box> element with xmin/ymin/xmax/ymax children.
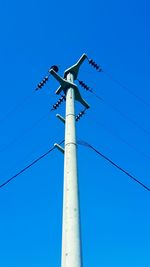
<box><xmin>50</xmin><ymin>54</ymin><xmax>89</xmax><ymax>267</ymax></box>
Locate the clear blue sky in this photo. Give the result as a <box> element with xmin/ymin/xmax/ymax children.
<box><xmin>0</xmin><ymin>0</ymin><xmax>150</xmax><ymax>266</ymax></box>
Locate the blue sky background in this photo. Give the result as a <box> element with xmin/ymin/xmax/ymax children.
<box><xmin>0</xmin><ymin>0</ymin><xmax>150</xmax><ymax>266</ymax></box>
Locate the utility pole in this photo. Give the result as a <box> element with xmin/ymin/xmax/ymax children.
<box><xmin>50</xmin><ymin>54</ymin><xmax>89</xmax><ymax>267</ymax></box>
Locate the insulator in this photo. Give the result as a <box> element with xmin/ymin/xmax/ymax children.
<box><xmin>53</xmin><ymin>104</ymin><xmax>57</xmax><ymax>109</ymax></box>
<box><xmin>37</xmin><ymin>83</ymin><xmax>42</xmax><ymax>88</ymax></box>
<box><xmin>78</xmin><ymin>80</ymin><xmax>84</xmax><ymax>87</ymax></box>
<box><xmin>76</xmin><ymin>115</ymin><xmax>80</xmax><ymax>121</ymax></box>
<box><xmin>76</xmin><ymin>109</ymin><xmax>86</xmax><ymax>122</ymax></box>
<box><xmin>78</xmin><ymin>80</ymin><xmax>93</xmax><ymax>93</ymax></box>
<box><xmin>60</xmin><ymin>95</ymin><xmax>66</xmax><ymax>101</ymax></box>
<box><xmin>88</xmin><ymin>58</ymin><xmax>102</xmax><ymax>72</ymax></box>
<box><xmin>56</xmin><ymin>103</ymin><xmax>59</xmax><ymax>108</ymax></box>
<box><xmin>51</xmin><ymin>94</ymin><xmax>66</xmax><ymax>111</ymax></box>
<box><xmin>85</xmin><ymin>85</ymin><xmax>89</xmax><ymax>90</ymax></box>
<box><xmin>36</xmin><ymin>74</ymin><xmax>50</xmax><ymax>91</ymax></box>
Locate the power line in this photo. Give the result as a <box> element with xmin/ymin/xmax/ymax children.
<box><xmin>0</xmin><ymin>111</ymin><xmax>50</xmax><ymax>154</ymax></box>
<box><xmin>0</xmin><ymin>94</ymin><xmax>66</xmax><ymax>155</ymax></box>
<box><xmin>78</xmin><ymin>139</ymin><xmax>150</xmax><ymax>192</ymax></box>
<box><xmin>102</xmin><ymin>98</ymin><xmax>150</xmax><ymax>136</ymax></box>
<box><xmin>0</xmin><ymin>100</ymin><xmax>64</xmax><ymax>157</ymax></box>
<box><xmin>0</xmin><ymin>92</ymin><xmax>35</xmax><ymax>124</ymax></box>
<box><xmin>0</xmin><ymin>140</ymin><xmax>64</xmax><ymax>189</ymax></box>
<box><xmin>0</xmin><ymin>64</ymin><xmax>58</xmax><ymax>126</ymax></box>
<box><xmin>87</xmin><ymin>56</ymin><xmax>150</xmax><ymax>109</ymax></box>
<box><xmin>0</xmin><ymin>92</ymin><xmax>67</xmax><ymax>159</ymax></box>
<box><xmin>101</xmin><ymin>93</ymin><xmax>150</xmax><ymax>136</ymax></box>
<box><xmin>88</xmin><ymin>115</ymin><xmax>150</xmax><ymax>162</ymax></box>
<box><xmin>78</xmin><ymin>79</ymin><xmax>150</xmax><ymax>137</ymax></box>
<box><xmin>103</xmin><ymin>70</ymin><xmax>150</xmax><ymax>109</ymax></box>
<box><xmin>0</xmin><ymin>92</ymin><xmax>66</xmax><ymax>155</ymax></box>
<box><xmin>77</xmin><ymin>79</ymin><xmax>103</xmax><ymax>101</ymax></box>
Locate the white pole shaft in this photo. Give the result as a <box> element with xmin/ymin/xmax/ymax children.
<box><xmin>61</xmin><ymin>73</ymin><xmax>82</xmax><ymax>267</ymax></box>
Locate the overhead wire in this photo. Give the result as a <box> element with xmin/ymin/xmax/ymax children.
<box><xmin>0</xmin><ymin>115</ymin><xmax>64</xmax><ymax>190</ymax></box>
<box><xmin>78</xmin><ymin>139</ymin><xmax>150</xmax><ymax>192</ymax></box>
<box><xmin>88</xmin><ymin>114</ymin><xmax>150</xmax><ymax>162</ymax></box>
<box><xmin>0</xmin><ymin>64</ymin><xmax>58</xmax><ymax>126</ymax></box>
<box><xmin>102</xmin><ymin>98</ymin><xmax>150</xmax><ymax>136</ymax></box>
<box><xmin>0</xmin><ymin>91</ymin><xmax>35</xmax><ymax>124</ymax></box>
<box><xmin>0</xmin><ymin>110</ymin><xmax>50</xmax><ymax>154</ymax></box>
<box><xmin>87</xmin><ymin>56</ymin><xmax>150</xmax><ymax>109</ymax></box>
<box><xmin>103</xmin><ymin>70</ymin><xmax>150</xmax><ymax>109</ymax></box>
<box><xmin>1</xmin><ymin>56</ymin><xmax>149</xmax><ymax>193</ymax></box>
<box><xmin>0</xmin><ymin>140</ymin><xmax>64</xmax><ymax>189</ymax></box>
<box><xmin>0</xmin><ymin>91</ymin><xmax>65</xmax><ymax>155</ymax></box>
<box><xmin>0</xmin><ymin>91</ymin><xmax>67</xmax><ymax>155</ymax></box>
<box><xmin>77</xmin><ymin>79</ymin><xmax>150</xmax><ymax>137</ymax></box>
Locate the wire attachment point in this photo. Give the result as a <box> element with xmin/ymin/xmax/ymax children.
<box><xmin>88</xmin><ymin>58</ymin><xmax>103</xmax><ymax>72</ymax></box>
<box><xmin>77</xmin><ymin>79</ymin><xmax>103</xmax><ymax>101</ymax></box>
<box><xmin>35</xmin><ymin>75</ymin><xmax>49</xmax><ymax>91</ymax></box>
<box><xmin>51</xmin><ymin>95</ymin><xmax>66</xmax><ymax>111</ymax></box>
<box><xmin>36</xmin><ymin>65</ymin><xmax>59</xmax><ymax>91</ymax></box>
<box><xmin>76</xmin><ymin>109</ymin><xmax>86</xmax><ymax>122</ymax></box>
<box><xmin>77</xmin><ymin>79</ymin><xmax>93</xmax><ymax>92</ymax></box>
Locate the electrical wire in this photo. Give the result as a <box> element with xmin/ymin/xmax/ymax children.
<box><xmin>0</xmin><ymin>64</ymin><xmax>56</xmax><ymax>125</ymax></box>
<box><xmin>87</xmin><ymin>56</ymin><xmax>150</xmax><ymax>109</ymax></box>
<box><xmin>1</xmin><ymin>138</ymin><xmax>149</xmax><ymax>191</ymax></box>
<box><xmin>88</xmin><ymin>115</ymin><xmax>150</xmax><ymax>162</ymax></box>
<box><xmin>103</xmin><ymin>99</ymin><xmax>150</xmax><ymax>136</ymax></box>
<box><xmin>0</xmin><ymin>93</ymin><xmax>66</xmax><ymax>169</ymax></box>
<box><xmin>0</xmin><ymin>111</ymin><xmax>50</xmax><ymax>154</ymax></box>
<box><xmin>0</xmin><ymin>91</ymin><xmax>35</xmax><ymax>124</ymax></box>
<box><xmin>79</xmin><ymin>81</ymin><xmax>150</xmax><ymax>137</ymax></box>
<box><xmin>78</xmin><ymin>139</ymin><xmax>150</xmax><ymax>192</ymax></box>
<box><xmin>0</xmin><ymin>93</ymin><xmax>66</xmax><ymax>155</ymax></box>
<box><xmin>89</xmin><ymin>90</ymin><xmax>103</xmax><ymax>101</ymax></box>
<box><xmin>0</xmin><ymin>140</ymin><xmax>64</xmax><ymax>189</ymax></box>
<box><xmin>101</xmin><ymin>93</ymin><xmax>150</xmax><ymax>136</ymax></box>
<box><xmin>103</xmin><ymin>70</ymin><xmax>150</xmax><ymax>109</ymax></box>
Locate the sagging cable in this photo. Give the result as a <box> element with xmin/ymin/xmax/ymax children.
<box><xmin>78</xmin><ymin>139</ymin><xmax>150</xmax><ymax>192</ymax></box>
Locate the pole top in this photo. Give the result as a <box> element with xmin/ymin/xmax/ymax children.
<box><xmin>49</xmin><ymin>54</ymin><xmax>90</xmax><ymax>109</ymax></box>
<box><xmin>64</xmin><ymin>53</ymin><xmax>87</xmax><ymax>80</ymax></box>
